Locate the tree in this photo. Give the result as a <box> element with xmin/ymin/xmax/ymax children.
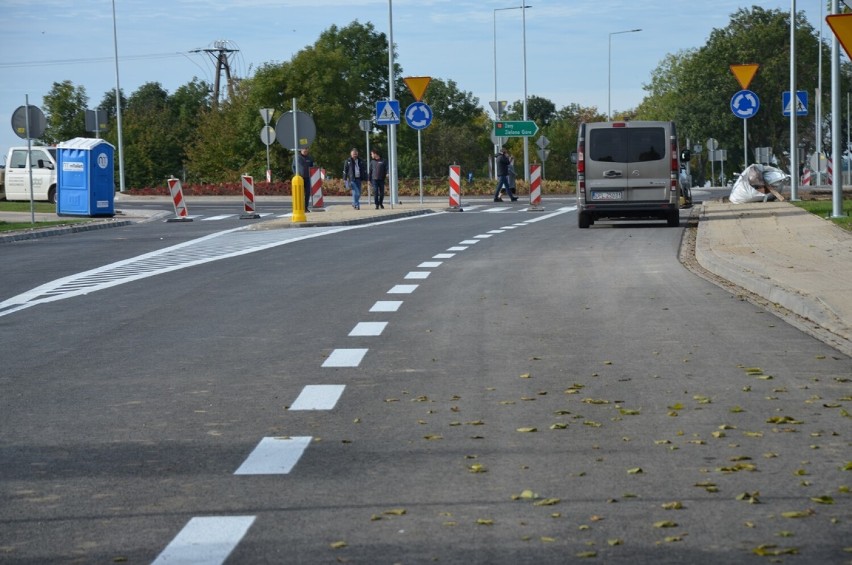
<box><xmin>634</xmin><ymin>7</ymin><xmax>829</xmax><ymax>174</ymax></box>
<box><xmin>42</xmin><ymin>80</ymin><xmax>87</xmax><ymax>144</ymax></box>
<box><xmin>395</xmin><ymin>78</ymin><xmax>490</xmax><ymax>178</ymax></box>
<box><xmin>540</xmin><ymin>103</ymin><xmax>606</xmax><ymax>180</ymax></box>
<box><xmin>186</xmin><ymin>21</ymin><xmax>400</xmax><ymax>183</ymax></box>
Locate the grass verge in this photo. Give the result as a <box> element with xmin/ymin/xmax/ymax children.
<box><xmin>0</xmin><ymin>201</ymin><xmax>91</xmax><ymax>233</ymax></box>
<box><xmin>791</xmin><ymin>199</ymin><xmax>852</xmax><ymax>231</ymax></box>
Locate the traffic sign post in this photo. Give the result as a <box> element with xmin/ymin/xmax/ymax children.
<box><xmin>260</xmin><ymin>108</ymin><xmax>274</xmax><ymax>182</ymax></box>
<box><xmin>731</xmin><ymin>90</ymin><xmax>759</xmax><ymax>168</ymax></box>
<box><xmin>494</xmin><ymin>120</ymin><xmax>539</xmax><ymax>137</ymax></box>
<box><xmin>405</xmin><ymin>102</ymin><xmax>433</xmax><ymax>204</ymax></box>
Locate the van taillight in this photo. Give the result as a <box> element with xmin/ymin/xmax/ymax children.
<box><xmin>611</xmin><ymin>122</ymin><xmax>627</xmax><ymax>128</ymax></box>
<box><xmin>577</xmin><ymin>140</ymin><xmax>585</xmax><ymax>194</ymax></box>
<box><xmin>670</xmin><ymin>137</ymin><xmax>678</xmax><ymax>191</ymax></box>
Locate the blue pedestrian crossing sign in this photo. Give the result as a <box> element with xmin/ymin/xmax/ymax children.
<box><xmin>731</xmin><ymin>89</ymin><xmax>759</xmax><ymax>119</ymax></box>
<box><xmin>782</xmin><ymin>90</ymin><xmax>808</xmax><ymax>116</ymax></box>
<box><xmin>376</xmin><ymin>100</ymin><xmax>401</xmax><ymax>125</ymax></box>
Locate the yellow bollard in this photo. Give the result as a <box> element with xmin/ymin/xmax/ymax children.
<box><xmin>291</xmin><ymin>174</ymin><xmax>307</xmax><ymax>223</ymax></box>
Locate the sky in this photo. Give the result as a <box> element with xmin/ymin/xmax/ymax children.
<box><xmin>0</xmin><ymin>1</ymin><xmax>831</xmax><ymax>156</ymax></box>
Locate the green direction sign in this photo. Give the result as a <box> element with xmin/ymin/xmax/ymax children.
<box><xmin>494</xmin><ymin>120</ymin><xmax>539</xmax><ymax>137</ymax></box>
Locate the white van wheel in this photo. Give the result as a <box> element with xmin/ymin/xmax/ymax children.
<box><xmin>578</xmin><ymin>212</ymin><xmax>591</xmax><ymax>229</ymax></box>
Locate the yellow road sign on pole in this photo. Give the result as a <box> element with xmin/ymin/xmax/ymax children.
<box><xmin>404</xmin><ymin>76</ymin><xmax>431</xmax><ymax>102</ymax></box>
<box><xmin>826</xmin><ymin>14</ymin><xmax>852</xmax><ymax>60</ymax></box>
<box><xmin>730</xmin><ymin>64</ymin><xmax>759</xmax><ymax>90</ymax></box>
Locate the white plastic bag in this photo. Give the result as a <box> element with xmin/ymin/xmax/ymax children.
<box><xmin>729</xmin><ymin>164</ymin><xmax>789</xmax><ymax>204</ymax></box>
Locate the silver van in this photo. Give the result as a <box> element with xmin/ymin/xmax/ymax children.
<box><xmin>574</xmin><ymin>121</ymin><xmax>684</xmax><ymax>228</ymax></box>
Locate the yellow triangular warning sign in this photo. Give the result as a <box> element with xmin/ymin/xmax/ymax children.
<box><xmin>404</xmin><ymin>76</ymin><xmax>431</xmax><ymax>102</ymax></box>
<box><xmin>827</xmin><ymin>14</ymin><xmax>852</xmax><ymax>60</ymax></box>
<box><xmin>730</xmin><ymin>64</ymin><xmax>759</xmax><ymax>90</ymax></box>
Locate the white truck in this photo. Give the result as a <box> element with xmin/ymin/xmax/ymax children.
<box><xmin>1</xmin><ymin>146</ymin><xmax>58</xmax><ymax>203</ymax></box>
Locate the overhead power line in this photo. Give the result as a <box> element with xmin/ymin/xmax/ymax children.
<box><xmin>0</xmin><ymin>52</ymin><xmax>191</xmax><ymax>69</ymax></box>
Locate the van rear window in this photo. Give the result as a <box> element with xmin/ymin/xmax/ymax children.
<box><xmin>589</xmin><ymin>127</ymin><xmax>665</xmax><ymax>163</ymax></box>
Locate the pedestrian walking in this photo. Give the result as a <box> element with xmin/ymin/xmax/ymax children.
<box><xmin>343</xmin><ymin>148</ymin><xmax>366</xmax><ymax>210</ymax></box>
<box><xmin>369</xmin><ymin>149</ymin><xmax>388</xmax><ymax>209</ymax></box>
<box><xmin>506</xmin><ymin>155</ymin><xmax>517</xmax><ymax>196</ymax></box>
<box><xmin>296</xmin><ymin>147</ymin><xmax>313</xmax><ymax>212</ymax></box>
<box><xmin>493</xmin><ymin>147</ymin><xmax>518</xmax><ymax>202</ymax></box>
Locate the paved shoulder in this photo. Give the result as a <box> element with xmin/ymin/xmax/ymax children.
<box><xmin>695</xmin><ymin>200</ymin><xmax>852</xmax><ymax>354</ymax></box>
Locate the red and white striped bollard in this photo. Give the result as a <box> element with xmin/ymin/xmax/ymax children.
<box><xmin>529</xmin><ymin>164</ymin><xmax>543</xmax><ymax>209</ymax></box>
<box><xmin>240</xmin><ymin>174</ymin><xmax>260</xmax><ymax>219</ymax></box>
<box><xmin>448</xmin><ymin>165</ymin><xmax>461</xmax><ymax>210</ymax></box>
<box><xmin>310</xmin><ymin>167</ymin><xmax>325</xmax><ymax>210</ymax></box>
<box><xmin>166</xmin><ymin>177</ymin><xmax>192</xmax><ymax>222</ymax></box>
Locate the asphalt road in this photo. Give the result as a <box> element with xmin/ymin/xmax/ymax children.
<box><xmin>0</xmin><ymin>201</ymin><xmax>849</xmax><ymax>564</ymax></box>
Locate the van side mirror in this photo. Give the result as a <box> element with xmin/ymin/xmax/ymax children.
<box><xmin>570</xmin><ymin>152</ymin><xmax>578</xmax><ymax>164</ymax></box>
<box><xmin>680</xmin><ymin>149</ymin><xmax>691</xmax><ymax>161</ymax></box>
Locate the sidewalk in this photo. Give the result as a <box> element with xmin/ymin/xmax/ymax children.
<box><xmin>694</xmin><ymin>200</ymin><xmax>852</xmax><ymax>356</ymax></box>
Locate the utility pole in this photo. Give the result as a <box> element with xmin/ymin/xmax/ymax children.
<box><xmin>192</xmin><ymin>40</ymin><xmax>239</xmax><ymax>108</ymax></box>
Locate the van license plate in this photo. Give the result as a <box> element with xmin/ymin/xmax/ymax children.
<box><xmin>591</xmin><ymin>191</ymin><xmax>622</xmax><ymax>200</ymax></box>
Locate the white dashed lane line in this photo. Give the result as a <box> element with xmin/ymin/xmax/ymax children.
<box><xmin>433</xmin><ymin>253</ymin><xmax>455</xmax><ymax>259</ymax></box>
<box><xmin>152</xmin><ymin>516</ymin><xmax>256</xmax><ymax>565</ymax></box>
<box><xmin>289</xmin><ymin>385</ymin><xmax>346</xmax><ymax>410</ymax></box>
<box><xmin>234</xmin><ymin>436</ymin><xmax>313</xmax><ymax>475</ymax></box>
<box><xmin>322</xmin><ymin>348</ymin><xmax>369</xmax><ymax>367</ymax></box>
<box><xmin>387</xmin><ymin>284</ymin><xmax>418</xmax><ymax>294</ymax></box>
<box><xmin>348</xmin><ymin>321</ymin><xmax>388</xmax><ymax>336</ymax></box>
<box><xmin>417</xmin><ymin>261</ymin><xmax>443</xmax><ymax>268</ymax></box>
<box><xmin>404</xmin><ymin>271</ymin><xmax>431</xmax><ymax>280</ymax></box>
<box><xmin>370</xmin><ymin>300</ymin><xmax>403</xmax><ymax>312</ymax></box>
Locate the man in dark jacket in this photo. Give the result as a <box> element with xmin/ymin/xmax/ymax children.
<box><xmin>297</xmin><ymin>147</ymin><xmax>314</xmax><ymax>211</ymax></box>
<box><xmin>369</xmin><ymin>149</ymin><xmax>388</xmax><ymax>209</ymax></box>
<box><xmin>493</xmin><ymin>147</ymin><xmax>518</xmax><ymax>202</ymax></box>
<box><xmin>343</xmin><ymin>148</ymin><xmax>366</xmax><ymax>210</ymax></box>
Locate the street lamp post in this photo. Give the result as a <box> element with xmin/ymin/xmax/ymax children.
<box><xmin>608</xmin><ymin>28</ymin><xmax>641</xmax><ymax>120</ymax></box>
<box><xmin>493</xmin><ymin>5</ymin><xmax>531</xmax><ymax>179</ymax></box>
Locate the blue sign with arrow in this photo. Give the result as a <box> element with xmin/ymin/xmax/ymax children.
<box><xmin>405</xmin><ymin>102</ymin><xmax>433</xmax><ymax>130</ymax></box>
<box><xmin>731</xmin><ymin>89</ymin><xmax>760</xmax><ymax>119</ymax></box>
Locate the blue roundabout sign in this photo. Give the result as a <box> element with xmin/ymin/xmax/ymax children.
<box><xmin>731</xmin><ymin>89</ymin><xmax>760</xmax><ymax>119</ymax></box>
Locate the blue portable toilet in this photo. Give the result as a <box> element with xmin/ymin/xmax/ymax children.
<box><xmin>57</xmin><ymin>138</ymin><xmax>115</xmax><ymax>217</ymax></box>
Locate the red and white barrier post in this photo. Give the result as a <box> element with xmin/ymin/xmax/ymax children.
<box><xmin>309</xmin><ymin>166</ymin><xmax>325</xmax><ymax>211</ymax></box>
<box><xmin>240</xmin><ymin>174</ymin><xmax>261</xmax><ymax>219</ymax></box>
<box><xmin>166</xmin><ymin>177</ymin><xmax>192</xmax><ymax>222</ymax></box>
<box><xmin>529</xmin><ymin>164</ymin><xmax>544</xmax><ymax>210</ymax></box>
<box><xmin>447</xmin><ymin>165</ymin><xmax>462</xmax><ymax>210</ymax></box>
